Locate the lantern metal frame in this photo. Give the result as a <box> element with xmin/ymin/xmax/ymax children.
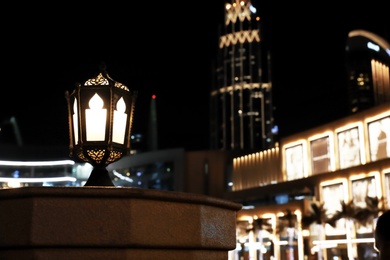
<box><xmin>65</xmin><ymin>65</ymin><xmax>137</xmax><ymax>186</ymax></box>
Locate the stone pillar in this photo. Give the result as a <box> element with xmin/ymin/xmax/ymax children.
<box><xmin>0</xmin><ymin>186</ymin><xmax>241</xmax><ymax>260</ymax></box>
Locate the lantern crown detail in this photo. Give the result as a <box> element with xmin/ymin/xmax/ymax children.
<box><xmin>84</xmin><ymin>72</ymin><xmax>130</xmax><ymax>91</ymax></box>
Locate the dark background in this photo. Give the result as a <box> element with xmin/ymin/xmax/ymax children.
<box><xmin>1</xmin><ymin>2</ymin><xmax>389</xmax><ymax>150</ymax></box>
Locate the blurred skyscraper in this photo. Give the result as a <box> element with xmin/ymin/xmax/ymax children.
<box><xmin>345</xmin><ymin>30</ymin><xmax>390</xmax><ymax>114</ymax></box>
<box><xmin>210</xmin><ymin>0</ymin><xmax>276</xmax><ymax>152</ymax></box>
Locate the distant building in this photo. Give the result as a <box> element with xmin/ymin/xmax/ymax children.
<box><xmin>210</xmin><ymin>0</ymin><xmax>276</xmax><ymax>151</ymax></box>
<box><xmin>229</xmin><ymin>102</ymin><xmax>390</xmax><ymax>260</ymax></box>
<box><xmin>345</xmin><ymin>29</ymin><xmax>390</xmax><ymax>114</ymax></box>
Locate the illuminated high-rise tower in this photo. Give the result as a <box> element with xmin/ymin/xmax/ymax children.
<box><xmin>210</xmin><ymin>0</ymin><xmax>276</xmax><ymax>151</ymax></box>
<box><xmin>345</xmin><ymin>30</ymin><xmax>390</xmax><ymax>114</ymax></box>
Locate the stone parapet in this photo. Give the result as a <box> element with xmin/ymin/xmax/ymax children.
<box><xmin>0</xmin><ymin>186</ymin><xmax>241</xmax><ymax>260</ymax></box>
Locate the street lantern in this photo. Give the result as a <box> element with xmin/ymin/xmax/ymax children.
<box><xmin>65</xmin><ymin>64</ymin><xmax>137</xmax><ymax>186</ymax></box>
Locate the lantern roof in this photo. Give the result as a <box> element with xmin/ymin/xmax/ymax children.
<box><xmin>83</xmin><ymin>64</ymin><xmax>129</xmax><ymax>91</ymax></box>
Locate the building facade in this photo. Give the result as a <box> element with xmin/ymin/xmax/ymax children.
<box><xmin>229</xmin><ymin>102</ymin><xmax>390</xmax><ymax>260</ymax></box>
<box><xmin>210</xmin><ymin>0</ymin><xmax>276</xmax><ymax>151</ymax></box>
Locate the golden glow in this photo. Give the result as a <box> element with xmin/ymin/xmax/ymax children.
<box><xmin>349</xmin><ymin>172</ymin><xmax>380</xmax><ymax>228</ymax></box>
<box><xmin>320</xmin><ymin>179</ymin><xmax>349</xmax><ymax>236</ymax></box>
<box><xmin>86</xmin><ymin>93</ymin><xmax>106</xmax><ymax>141</ymax></box>
<box><xmin>320</xmin><ymin>178</ymin><xmax>349</xmax><ymax>202</ymax></box>
<box><xmin>219</xmin><ymin>30</ymin><xmax>260</xmax><ymax>48</ymax></box>
<box><xmin>84</xmin><ymin>72</ymin><xmax>129</xmax><ymax>91</ymax></box>
<box><xmin>364</xmin><ymin>110</ymin><xmax>390</xmax><ymax>123</ymax></box>
<box><xmin>225</xmin><ymin>0</ymin><xmax>251</xmax><ymax>25</ymax></box>
<box><xmin>233</xmin><ymin>103</ymin><xmax>390</xmax><ymax>194</ymax></box>
<box><xmin>335</xmin><ymin>122</ymin><xmax>366</xmax><ymax>169</ymax></box>
<box><xmin>364</xmin><ymin>110</ymin><xmax>390</xmax><ymax>162</ymax></box>
<box><xmin>308</xmin><ymin>131</ymin><xmax>336</xmax><ymax>173</ymax></box>
<box><xmin>113</xmin><ymin>97</ymin><xmax>127</xmax><ymax>144</ymax></box>
<box><xmin>320</xmin><ymin>178</ymin><xmax>349</xmax><ymax>208</ymax></box>
<box><xmin>381</xmin><ymin>169</ymin><xmax>390</xmax><ymax>208</ymax></box>
<box><xmin>302</xmin><ymin>229</ymin><xmax>310</xmax><ymax>237</ymax></box>
<box><xmin>211</xmin><ymin>83</ymin><xmax>270</xmax><ymax>97</ymax></box>
<box><xmin>348</xmin><ymin>30</ymin><xmax>390</xmax><ymax>54</ymax></box>
<box><xmin>66</xmin><ymin>68</ymin><xmax>136</xmax><ymax>169</ymax></box>
<box><xmin>282</xmin><ymin>140</ymin><xmax>308</xmax><ymax>181</ymax></box>
<box><xmin>231</xmin><ymin>104</ymin><xmax>390</xmax><ymax>259</ymax></box>
<box><xmin>232</xmin><ymin>146</ymin><xmax>281</xmax><ymax>191</ymax></box>
<box><xmin>320</xmin><ymin>179</ymin><xmax>349</xmax><ymax>212</ymax></box>
<box><xmin>374</xmin><ymin>171</ymin><xmax>383</xmax><ymax>208</ymax></box>
<box><xmin>294</xmin><ymin>210</ymin><xmax>305</xmax><ymax>260</ymax></box>
<box><xmin>382</xmin><ymin>168</ymin><xmax>390</xmax><ymax>173</ymax></box>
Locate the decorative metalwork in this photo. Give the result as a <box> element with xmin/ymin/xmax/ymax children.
<box><xmin>219</xmin><ymin>30</ymin><xmax>260</xmax><ymax>48</ymax></box>
<box><xmin>84</xmin><ymin>72</ymin><xmax>129</xmax><ymax>91</ymax></box>
<box><xmin>86</xmin><ymin>149</ymin><xmax>106</xmax><ymax>165</ymax></box>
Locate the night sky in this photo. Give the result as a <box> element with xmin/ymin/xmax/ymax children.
<box><xmin>1</xmin><ymin>2</ymin><xmax>389</xmax><ymax>151</ymax></box>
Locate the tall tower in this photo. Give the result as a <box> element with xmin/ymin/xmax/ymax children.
<box><xmin>345</xmin><ymin>30</ymin><xmax>390</xmax><ymax>114</ymax></box>
<box><xmin>147</xmin><ymin>94</ymin><xmax>158</xmax><ymax>151</ymax></box>
<box><xmin>210</xmin><ymin>0</ymin><xmax>276</xmax><ymax>151</ymax></box>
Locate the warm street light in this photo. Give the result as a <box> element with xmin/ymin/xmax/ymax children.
<box><xmin>65</xmin><ymin>64</ymin><xmax>137</xmax><ymax>186</ymax></box>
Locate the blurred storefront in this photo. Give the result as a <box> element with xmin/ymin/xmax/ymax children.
<box><xmin>227</xmin><ymin>103</ymin><xmax>390</xmax><ymax>259</ymax></box>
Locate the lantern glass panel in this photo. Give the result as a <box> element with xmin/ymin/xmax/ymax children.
<box><xmin>113</xmin><ymin>97</ymin><xmax>127</xmax><ymax>144</ymax></box>
<box><xmin>72</xmin><ymin>98</ymin><xmax>79</xmax><ymax>145</ymax></box>
<box><xmin>86</xmin><ymin>93</ymin><xmax>106</xmax><ymax>141</ymax></box>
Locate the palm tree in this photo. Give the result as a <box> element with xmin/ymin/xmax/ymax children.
<box><xmin>328</xmin><ymin>196</ymin><xmax>387</xmax><ymax>230</ymax></box>
<box><xmin>279</xmin><ymin>209</ymin><xmax>296</xmax><ymax>259</ymax></box>
<box><xmin>326</xmin><ymin>199</ymin><xmax>356</xmax><ymax>228</ymax></box>
<box><xmin>301</xmin><ymin>201</ymin><xmax>327</xmax><ymax>227</ymax></box>
<box><xmin>326</xmin><ymin>199</ymin><xmax>357</xmax><ymax>259</ymax></box>
<box><xmin>354</xmin><ymin>196</ymin><xmax>386</xmax><ymax>226</ymax></box>
<box><xmin>301</xmin><ymin>201</ymin><xmax>328</xmax><ymax>260</ymax></box>
<box><xmin>236</xmin><ymin>220</ymin><xmax>250</xmax><ymax>259</ymax></box>
<box><xmin>247</xmin><ymin>217</ymin><xmax>273</xmax><ymax>260</ymax></box>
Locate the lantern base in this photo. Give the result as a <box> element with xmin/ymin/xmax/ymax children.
<box><xmin>84</xmin><ymin>167</ymin><xmax>114</xmax><ymax>187</ymax></box>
